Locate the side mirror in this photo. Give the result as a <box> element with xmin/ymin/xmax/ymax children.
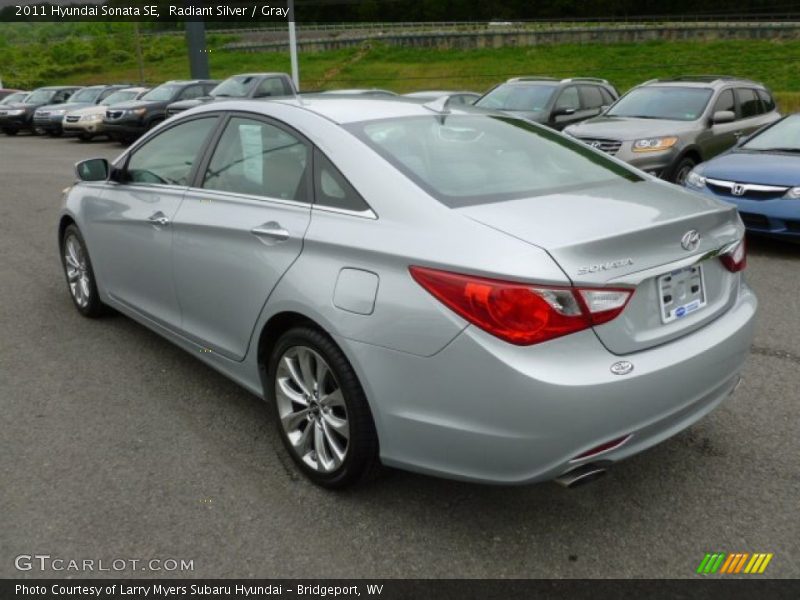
<box><xmin>712</xmin><ymin>110</ymin><xmax>735</xmax><ymax>124</ymax></box>
<box><xmin>553</xmin><ymin>107</ymin><xmax>577</xmax><ymax>117</ymax></box>
<box><xmin>75</xmin><ymin>158</ymin><xmax>109</xmax><ymax>182</ymax></box>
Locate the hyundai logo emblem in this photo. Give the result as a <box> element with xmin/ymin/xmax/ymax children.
<box><xmin>731</xmin><ymin>184</ymin><xmax>746</xmax><ymax>196</ymax></box>
<box><xmin>681</xmin><ymin>230</ymin><xmax>701</xmax><ymax>251</ymax></box>
<box><xmin>610</xmin><ymin>361</ymin><xmax>634</xmax><ymax>376</ymax></box>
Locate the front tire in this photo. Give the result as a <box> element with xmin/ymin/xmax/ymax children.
<box><xmin>2</xmin><ymin>128</ymin><xmax>18</xmax><ymax>136</ymax></box>
<box><xmin>268</xmin><ymin>326</ymin><xmax>380</xmax><ymax>488</ymax></box>
<box><xmin>668</xmin><ymin>156</ymin><xmax>697</xmax><ymax>185</ymax></box>
<box><xmin>60</xmin><ymin>224</ymin><xmax>107</xmax><ymax>318</ymax></box>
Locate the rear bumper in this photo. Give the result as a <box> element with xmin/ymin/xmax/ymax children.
<box><xmin>341</xmin><ymin>282</ymin><xmax>757</xmax><ymax>484</ymax></box>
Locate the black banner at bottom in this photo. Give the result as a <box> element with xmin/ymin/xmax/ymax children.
<box><xmin>3</xmin><ymin>579</ymin><xmax>800</xmax><ymax>600</ymax></box>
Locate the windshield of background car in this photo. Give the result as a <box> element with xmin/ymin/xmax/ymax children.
<box><xmin>101</xmin><ymin>90</ymin><xmax>139</xmax><ymax>105</ymax></box>
<box><xmin>141</xmin><ymin>84</ymin><xmax>180</xmax><ymax>102</ymax></box>
<box><xmin>70</xmin><ymin>88</ymin><xmax>103</xmax><ymax>103</ymax></box>
<box><xmin>606</xmin><ymin>86</ymin><xmax>712</xmax><ymax>121</ymax></box>
<box><xmin>742</xmin><ymin>115</ymin><xmax>800</xmax><ymax>151</ymax></box>
<box><xmin>1</xmin><ymin>92</ymin><xmax>28</xmax><ymax>104</ymax></box>
<box><xmin>347</xmin><ymin>115</ymin><xmax>642</xmax><ymax>207</ymax></box>
<box><xmin>475</xmin><ymin>83</ymin><xmax>557</xmax><ymax>112</ymax></box>
<box><xmin>24</xmin><ymin>89</ymin><xmax>57</xmax><ymax>104</ymax></box>
<box><xmin>212</xmin><ymin>76</ymin><xmax>256</xmax><ymax>97</ymax></box>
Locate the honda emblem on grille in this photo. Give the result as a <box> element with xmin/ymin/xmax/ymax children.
<box><xmin>681</xmin><ymin>230</ymin><xmax>701</xmax><ymax>251</ymax></box>
<box><xmin>732</xmin><ymin>184</ymin><xmax>746</xmax><ymax>196</ymax></box>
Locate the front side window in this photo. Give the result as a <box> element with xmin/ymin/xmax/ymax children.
<box><xmin>126</xmin><ymin>117</ymin><xmax>217</xmax><ymax>185</ymax></box>
<box><xmin>554</xmin><ymin>87</ymin><xmax>580</xmax><ymax>111</ymax></box>
<box><xmin>579</xmin><ymin>85</ymin><xmax>604</xmax><ymax>109</ymax></box>
<box><xmin>736</xmin><ymin>88</ymin><xmax>761</xmax><ymax>118</ymax></box>
<box><xmin>476</xmin><ymin>84</ymin><xmax>557</xmax><ymax>112</ymax></box>
<box><xmin>348</xmin><ymin>115</ymin><xmax>641</xmax><ymax>208</ymax></box>
<box><xmin>203</xmin><ymin>117</ymin><xmax>310</xmax><ymax>202</ymax></box>
<box><xmin>606</xmin><ymin>87</ymin><xmax>713</xmax><ymax>121</ymax></box>
<box><xmin>712</xmin><ymin>89</ymin><xmax>736</xmax><ymax>115</ymax></box>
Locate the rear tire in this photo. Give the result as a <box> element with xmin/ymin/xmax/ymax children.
<box><xmin>668</xmin><ymin>156</ymin><xmax>697</xmax><ymax>185</ymax></box>
<box><xmin>268</xmin><ymin>326</ymin><xmax>381</xmax><ymax>489</ymax></box>
<box><xmin>60</xmin><ymin>224</ymin><xmax>108</xmax><ymax>318</ymax></box>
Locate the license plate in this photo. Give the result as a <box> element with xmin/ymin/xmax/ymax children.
<box><xmin>658</xmin><ymin>265</ymin><xmax>707</xmax><ymax>324</ymax></box>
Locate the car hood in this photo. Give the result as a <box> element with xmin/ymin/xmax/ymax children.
<box><xmin>37</xmin><ymin>102</ymin><xmax>93</xmax><ymax>112</ymax></box>
<box><xmin>67</xmin><ymin>105</ymin><xmax>108</xmax><ymax>117</ymax></box>
<box><xmin>457</xmin><ymin>179</ymin><xmax>739</xmax><ymax>285</ymax></box>
<box><xmin>566</xmin><ymin>116</ymin><xmax>696</xmax><ymax>141</ymax></box>
<box><xmin>108</xmin><ymin>100</ymin><xmax>165</xmax><ymax>110</ymax></box>
<box><xmin>168</xmin><ymin>97</ymin><xmax>213</xmax><ymax>110</ymax></box>
<box><xmin>697</xmin><ymin>150</ymin><xmax>800</xmax><ymax>186</ymax></box>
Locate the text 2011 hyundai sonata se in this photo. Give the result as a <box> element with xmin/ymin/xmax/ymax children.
<box><xmin>58</xmin><ymin>96</ymin><xmax>756</xmax><ymax>488</ymax></box>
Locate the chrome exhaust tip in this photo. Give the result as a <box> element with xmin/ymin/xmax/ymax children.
<box><xmin>554</xmin><ymin>463</ymin><xmax>608</xmax><ymax>489</ymax></box>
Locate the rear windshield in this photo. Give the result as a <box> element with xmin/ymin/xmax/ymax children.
<box><xmin>607</xmin><ymin>86</ymin><xmax>712</xmax><ymax>121</ymax></box>
<box><xmin>347</xmin><ymin>115</ymin><xmax>641</xmax><ymax>207</ymax></box>
<box><xmin>476</xmin><ymin>84</ymin><xmax>556</xmax><ymax>112</ymax></box>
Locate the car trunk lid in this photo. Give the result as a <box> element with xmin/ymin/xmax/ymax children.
<box><xmin>458</xmin><ymin>180</ymin><xmax>744</xmax><ymax>354</ymax></box>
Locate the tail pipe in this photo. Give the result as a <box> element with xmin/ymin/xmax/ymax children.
<box><xmin>554</xmin><ymin>463</ymin><xmax>609</xmax><ymax>489</ymax></box>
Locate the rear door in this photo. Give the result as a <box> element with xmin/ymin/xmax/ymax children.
<box><xmin>173</xmin><ymin>113</ymin><xmax>312</xmax><ymax>360</ymax></box>
<box><xmin>735</xmin><ymin>88</ymin><xmax>769</xmax><ymax>136</ymax></box>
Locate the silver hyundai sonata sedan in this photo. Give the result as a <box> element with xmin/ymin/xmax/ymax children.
<box><xmin>58</xmin><ymin>96</ymin><xmax>756</xmax><ymax>489</ymax></box>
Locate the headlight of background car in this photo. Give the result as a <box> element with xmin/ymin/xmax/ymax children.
<box><xmin>80</xmin><ymin>114</ymin><xmax>103</xmax><ymax>122</ymax></box>
<box><xmin>784</xmin><ymin>187</ymin><xmax>800</xmax><ymax>199</ymax></box>
<box><xmin>6</xmin><ymin>109</ymin><xmax>25</xmax><ymax>116</ymax></box>
<box><xmin>685</xmin><ymin>169</ymin><xmax>707</xmax><ymax>188</ymax></box>
<box><xmin>632</xmin><ymin>136</ymin><xmax>678</xmax><ymax>152</ymax></box>
<box><xmin>129</xmin><ymin>107</ymin><xmax>147</xmax><ymax>116</ymax></box>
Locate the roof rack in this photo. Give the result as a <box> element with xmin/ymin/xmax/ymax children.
<box><xmin>507</xmin><ymin>76</ymin><xmax>609</xmax><ymax>85</ymax></box>
<box><xmin>643</xmin><ymin>75</ymin><xmax>760</xmax><ymax>85</ymax></box>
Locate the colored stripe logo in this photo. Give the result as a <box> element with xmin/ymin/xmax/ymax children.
<box><xmin>697</xmin><ymin>552</ymin><xmax>773</xmax><ymax>574</ymax></box>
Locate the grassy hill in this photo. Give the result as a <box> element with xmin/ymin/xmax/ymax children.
<box><xmin>2</xmin><ymin>28</ymin><xmax>799</xmax><ymax>110</ymax></box>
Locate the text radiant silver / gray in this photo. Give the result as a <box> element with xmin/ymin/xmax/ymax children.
<box><xmin>58</xmin><ymin>96</ymin><xmax>756</xmax><ymax>489</ymax></box>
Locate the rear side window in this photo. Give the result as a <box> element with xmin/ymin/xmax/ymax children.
<box><xmin>712</xmin><ymin>90</ymin><xmax>736</xmax><ymax>115</ymax></box>
<box><xmin>599</xmin><ymin>87</ymin><xmax>616</xmax><ymax>105</ymax></box>
<box><xmin>757</xmin><ymin>89</ymin><xmax>776</xmax><ymax>112</ymax></box>
<box><xmin>313</xmin><ymin>149</ymin><xmax>371</xmax><ymax>213</ymax></box>
<box><xmin>255</xmin><ymin>78</ymin><xmax>289</xmax><ymax>98</ymax></box>
<box><xmin>580</xmin><ymin>86</ymin><xmax>604</xmax><ymax>109</ymax></box>
<box><xmin>127</xmin><ymin>117</ymin><xmax>217</xmax><ymax>186</ymax></box>
<box><xmin>737</xmin><ymin>88</ymin><xmax>762</xmax><ymax>118</ymax></box>
<box><xmin>202</xmin><ymin>116</ymin><xmax>310</xmax><ymax>202</ymax></box>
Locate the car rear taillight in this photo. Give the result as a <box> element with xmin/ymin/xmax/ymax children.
<box><xmin>409</xmin><ymin>266</ymin><xmax>633</xmax><ymax>346</ymax></box>
<box><xmin>720</xmin><ymin>238</ymin><xmax>747</xmax><ymax>273</ymax></box>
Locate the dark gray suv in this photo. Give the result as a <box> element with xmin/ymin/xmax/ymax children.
<box><xmin>565</xmin><ymin>76</ymin><xmax>781</xmax><ymax>184</ymax></box>
<box><xmin>474</xmin><ymin>77</ymin><xmax>619</xmax><ymax>130</ymax></box>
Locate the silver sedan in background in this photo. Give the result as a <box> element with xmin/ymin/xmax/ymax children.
<box><xmin>59</xmin><ymin>97</ymin><xmax>755</xmax><ymax>489</ymax></box>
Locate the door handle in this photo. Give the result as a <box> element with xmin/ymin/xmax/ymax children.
<box><xmin>147</xmin><ymin>211</ymin><xmax>170</xmax><ymax>227</ymax></box>
<box><xmin>251</xmin><ymin>221</ymin><xmax>290</xmax><ymax>243</ymax></box>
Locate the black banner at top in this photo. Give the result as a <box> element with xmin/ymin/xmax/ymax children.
<box><xmin>1</xmin><ymin>0</ymin><xmax>798</xmax><ymax>23</ymax></box>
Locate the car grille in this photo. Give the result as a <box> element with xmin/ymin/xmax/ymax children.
<box><xmin>106</xmin><ymin>110</ymin><xmax>124</xmax><ymax>120</ymax></box>
<box><xmin>65</xmin><ymin>116</ymin><xmax>80</xmax><ymax>123</ymax></box>
<box><xmin>576</xmin><ymin>137</ymin><xmax>622</xmax><ymax>156</ymax></box>
<box><xmin>739</xmin><ymin>212</ymin><xmax>771</xmax><ymax>230</ymax></box>
<box><xmin>706</xmin><ymin>178</ymin><xmax>789</xmax><ymax>201</ymax></box>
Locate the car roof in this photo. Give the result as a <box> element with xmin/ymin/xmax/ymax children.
<box><xmin>253</xmin><ymin>95</ymin><xmax>493</xmax><ymax>124</ymax></box>
<box><xmin>37</xmin><ymin>86</ymin><xmax>82</xmax><ymax>90</ymax></box>
<box><xmin>639</xmin><ymin>76</ymin><xmax>765</xmax><ymax>89</ymax></box>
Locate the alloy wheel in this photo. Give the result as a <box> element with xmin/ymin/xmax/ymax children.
<box><xmin>64</xmin><ymin>234</ymin><xmax>91</xmax><ymax>308</ymax></box>
<box><xmin>275</xmin><ymin>346</ymin><xmax>350</xmax><ymax>473</ymax></box>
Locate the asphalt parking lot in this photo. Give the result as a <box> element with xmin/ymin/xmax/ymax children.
<box><xmin>1</xmin><ymin>132</ymin><xmax>798</xmax><ymax>579</ymax></box>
